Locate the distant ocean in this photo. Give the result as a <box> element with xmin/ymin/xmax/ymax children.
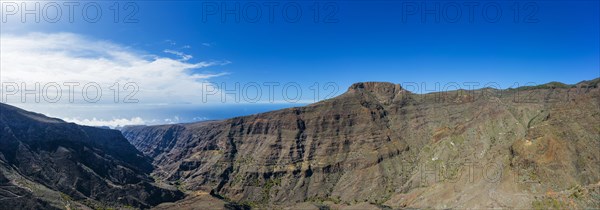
<box><xmin>9</xmin><ymin>103</ymin><xmax>307</xmax><ymax>126</ymax></box>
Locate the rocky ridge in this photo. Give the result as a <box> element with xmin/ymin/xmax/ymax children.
<box><xmin>0</xmin><ymin>103</ymin><xmax>184</xmax><ymax>209</ymax></box>
<box><xmin>123</xmin><ymin>78</ymin><xmax>600</xmax><ymax>209</ymax></box>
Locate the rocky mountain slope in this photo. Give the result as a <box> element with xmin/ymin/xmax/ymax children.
<box><xmin>0</xmin><ymin>103</ymin><xmax>183</xmax><ymax>209</ymax></box>
<box><xmin>123</xmin><ymin>79</ymin><xmax>600</xmax><ymax>209</ymax></box>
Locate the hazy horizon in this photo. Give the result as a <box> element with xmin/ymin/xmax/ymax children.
<box><xmin>1</xmin><ymin>0</ymin><xmax>598</xmax><ymax>127</ymax></box>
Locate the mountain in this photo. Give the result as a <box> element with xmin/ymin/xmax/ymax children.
<box><xmin>0</xmin><ymin>103</ymin><xmax>183</xmax><ymax>209</ymax></box>
<box><xmin>123</xmin><ymin>80</ymin><xmax>600</xmax><ymax>209</ymax></box>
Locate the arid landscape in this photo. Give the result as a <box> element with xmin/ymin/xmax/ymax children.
<box><xmin>1</xmin><ymin>79</ymin><xmax>599</xmax><ymax>209</ymax></box>
<box><xmin>1</xmin><ymin>1</ymin><xmax>599</xmax><ymax>209</ymax></box>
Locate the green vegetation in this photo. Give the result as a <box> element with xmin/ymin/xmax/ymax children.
<box><xmin>568</xmin><ymin>185</ymin><xmax>584</xmax><ymax>199</ymax></box>
<box><xmin>514</xmin><ymin>82</ymin><xmax>573</xmax><ymax>91</ymax></box>
<box><xmin>174</xmin><ymin>179</ymin><xmax>187</xmax><ymax>192</ymax></box>
<box><xmin>307</xmin><ymin>196</ymin><xmax>343</xmax><ymax>205</ymax></box>
<box><xmin>261</xmin><ymin>177</ymin><xmax>282</xmax><ymax>203</ymax></box>
<box><xmin>532</xmin><ymin>197</ymin><xmax>566</xmax><ymax>209</ymax></box>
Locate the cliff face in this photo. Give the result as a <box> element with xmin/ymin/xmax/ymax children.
<box><xmin>123</xmin><ymin>80</ymin><xmax>600</xmax><ymax>208</ymax></box>
<box><xmin>0</xmin><ymin>103</ymin><xmax>183</xmax><ymax>209</ymax></box>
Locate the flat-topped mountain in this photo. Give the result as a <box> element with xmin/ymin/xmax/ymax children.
<box><xmin>0</xmin><ymin>103</ymin><xmax>183</xmax><ymax>209</ymax></box>
<box><xmin>123</xmin><ymin>79</ymin><xmax>600</xmax><ymax>209</ymax></box>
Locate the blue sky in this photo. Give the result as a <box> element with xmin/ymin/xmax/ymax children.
<box><xmin>1</xmin><ymin>0</ymin><xmax>599</xmax><ymax>127</ymax></box>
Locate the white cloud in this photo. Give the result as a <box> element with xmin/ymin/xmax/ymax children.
<box><xmin>192</xmin><ymin>116</ymin><xmax>209</xmax><ymax>121</ymax></box>
<box><xmin>165</xmin><ymin>39</ymin><xmax>177</xmax><ymax>45</ymax></box>
<box><xmin>164</xmin><ymin>49</ymin><xmax>193</xmax><ymax>61</ymax></box>
<box><xmin>0</xmin><ymin>32</ymin><xmax>229</xmax><ymax>105</ymax></box>
<box><xmin>63</xmin><ymin>115</ymin><xmax>194</xmax><ymax>128</ymax></box>
<box><xmin>64</xmin><ymin>117</ymin><xmax>146</xmax><ymax>128</ymax></box>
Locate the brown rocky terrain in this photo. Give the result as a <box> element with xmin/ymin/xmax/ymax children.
<box><xmin>1</xmin><ymin>78</ymin><xmax>598</xmax><ymax>209</ymax></box>
<box><xmin>123</xmin><ymin>78</ymin><xmax>600</xmax><ymax>209</ymax></box>
<box><xmin>0</xmin><ymin>103</ymin><xmax>183</xmax><ymax>209</ymax></box>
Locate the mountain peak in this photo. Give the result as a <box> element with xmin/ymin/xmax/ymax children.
<box><xmin>348</xmin><ymin>82</ymin><xmax>402</xmax><ymax>93</ymax></box>
<box><xmin>346</xmin><ymin>82</ymin><xmax>407</xmax><ymax>104</ymax></box>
